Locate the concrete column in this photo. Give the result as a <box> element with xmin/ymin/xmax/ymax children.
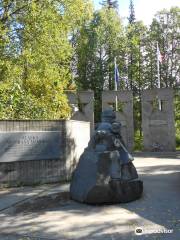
<box><xmin>66</xmin><ymin>91</ymin><xmax>94</xmax><ymax>136</ymax></box>
<box><xmin>102</xmin><ymin>90</ymin><xmax>134</xmax><ymax>152</ymax></box>
<box><xmin>141</xmin><ymin>88</ymin><xmax>175</xmax><ymax>151</ymax></box>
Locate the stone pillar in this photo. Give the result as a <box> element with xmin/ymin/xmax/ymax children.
<box><xmin>141</xmin><ymin>88</ymin><xmax>175</xmax><ymax>151</ymax></box>
<box><xmin>66</xmin><ymin>91</ymin><xmax>94</xmax><ymax>136</ymax></box>
<box><xmin>102</xmin><ymin>90</ymin><xmax>134</xmax><ymax>152</ymax></box>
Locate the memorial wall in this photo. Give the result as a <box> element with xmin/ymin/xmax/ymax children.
<box><xmin>0</xmin><ymin>120</ymin><xmax>90</xmax><ymax>186</ymax></box>
<box><xmin>0</xmin><ymin>89</ymin><xmax>176</xmax><ymax>188</ymax></box>
<box><xmin>141</xmin><ymin>88</ymin><xmax>176</xmax><ymax>151</ymax></box>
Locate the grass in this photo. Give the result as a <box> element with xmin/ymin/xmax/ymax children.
<box><xmin>134</xmin><ymin>130</ymin><xmax>143</xmax><ymax>152</ymax></box>
<box><xmin>134</xmin><ymin>127</ymin><xmax>180</xmax><ymax>152</ymax></box>
<box><xmin>175</xmin><ymin>127</ymin><xmax>180</xmax><ymax>151</ymax></box>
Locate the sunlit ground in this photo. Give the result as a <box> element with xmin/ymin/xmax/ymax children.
<box><xmin>0</xmin><ymin>153</ymin><xmax>180</xmax><ymax>240</ymax></box>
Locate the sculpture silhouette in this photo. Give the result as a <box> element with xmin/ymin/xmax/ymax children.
<box><xmin>70</xmin><ymin>109</ymin><xmax>143</xmax><ymax>204</ymax></box>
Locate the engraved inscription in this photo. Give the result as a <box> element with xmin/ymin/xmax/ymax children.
<box><xmin>0</xmin><ymin>132</ymin><xmax>62</xmax><ymax>162</ymax></box>
<box><xmin>149</xmin><ymin>120</ymin><xmax>167</xmax><ymax>126</ymax></box>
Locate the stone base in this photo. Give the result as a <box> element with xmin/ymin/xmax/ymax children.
<box><xmin>84</xmin><ymin>180</ymin><xmax>143</xmax><ymax>204</ymax></box>
<box><xmin>70</xmin><ymin>149</ymin><xmax>143</xmax><ymax>204</ymax></box>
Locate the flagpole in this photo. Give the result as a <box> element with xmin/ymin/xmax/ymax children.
<box><xmin>157</xmin><ymin>42</ymin><xmax>160</xmax><ymax>89</ymax></box>
<box><xmin>157</xmin><ymin>42</ymin><xmax>161</xmax><ymax>111</ymax></box>
<box><xmin>114</xmin><ymin>57</ymin><xmax>118</xmax><ymax>112</ymax></box>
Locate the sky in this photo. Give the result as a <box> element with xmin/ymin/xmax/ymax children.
<box><xmin>93</xmin><ymin>0</ymin><xmax>180</xmax><ymax>25</ymax></box>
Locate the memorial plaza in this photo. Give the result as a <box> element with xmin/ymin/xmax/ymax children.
<box><xmin>0</xmin><ymin>1</ymin><xmax>179</xmax><ymax>240</ymax></box>
<box><xmin>0</xmin><ymin>152</ymin><xmax>180</xmax><ymax>240</ymax></box>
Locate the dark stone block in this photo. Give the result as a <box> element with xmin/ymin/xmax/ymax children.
<box><xmin>70</xmin><ymin>150</ymin><xmax>143</xmax><ymax>204</ymax></box>
<box><xmin>0</xmin><ymin>132</ymin><xmax>62</xmax><ymax>162</ymax></box>
<box><xmin>70</xmin><ymin>109</ymin><xmax>143</xmax><ymax>204</ymax></box>
<box><xmin>109</xmin><ymin>180</ymin><xmax>143</xmax><ymax>203</ymax></box>
<box><xmin>85</xmin><ymin>180</ymin><xmax>143</xmax><ymax>204</ymax></box>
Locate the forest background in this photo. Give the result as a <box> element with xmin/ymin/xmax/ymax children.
<box><xmin>0</xmin><ymin>0</ymin><xmax>179</xmax><ymax>150</ymax></box>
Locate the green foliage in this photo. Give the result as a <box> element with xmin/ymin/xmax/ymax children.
<box><xmin>74</xmin><ymin>4</ymin><xmax>179</xmax><ymax>147</ymax></box>
<box><xmin>0</xmin><ymin>0</ymin><xmax>92</xmax><ymax>119</ymax></box>
<box><xmin>75</xmin><ymin>7</ymin><xmax>125</xmax><ymax>121</ymax></box>
<box><xmin>145</xmin><ymin>7</ymin><xmax>180</xmax><ymax>89</ymax></box>
<box><xmin>0</xmin><ymin>0</ymin><xmax>179</xmax><ymax>151</ymax></box>
<box><xmin>128</xmin><ymin>0</ymin><xmax>136</xmax><ymax>24</ymax></box>
<box><xmin>126</xmin><ymin>20</ymin><xmax>147</xmax><ymax>92</ymax></box>
<box><xmin>101</xmin><ymin>0</ymin><xmax>119</xmax><ymax>9</ymax></box>
<box><xmin>0</xmin><ymin>81</ymin><xmax>70</xmax><ymax>119</ymax></box>
<box><xmin>134</xmin><ymin>130</ymin><xmax>143</xmax><ymax>152</ymax></box>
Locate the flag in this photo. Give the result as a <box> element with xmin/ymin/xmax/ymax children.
<box><xmin>115</xmin><ymin>65</ymin><xmax>120</xmax><ymax>85</ymax></box>
<box><xmin>157</xmin><ymin>43</ymin><xmax>163</xmax><ymax>63</ymax></box>
<box><xmin>114</xmin><ymin>58</ymin><xmax>120</xmax><ymax>90</ymax></box>
<box><xmin>156</xmin><ymin>42</ymin><xmax>161</xmax><ymax>89</ymax></box>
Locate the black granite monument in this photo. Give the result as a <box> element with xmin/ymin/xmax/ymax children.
<box><xmin>70</xmin><ymin>109</ymin><xmax>143</xmax><ymax>204</ymax></box>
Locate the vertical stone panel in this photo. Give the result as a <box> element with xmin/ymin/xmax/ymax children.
<box><xmin>102</xmin><ymin>91</ymin><xmax>134</xmax><ymax>152</ymax></box>
<box><xmin>66</xmin><ymin>91</ymin><xmax>94</xmax><ymax>136</ymax></box>
<box><xmin>141</xmin><ymin>88</ymin><xmax>175</xmax><ymax>151</ymax></box>
<box><xmin>65</xmin><ymin>120</ymin><xmax>90</xmax><ymax>179</ymax></box>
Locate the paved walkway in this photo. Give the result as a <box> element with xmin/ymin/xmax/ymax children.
<box><xmin>0</xmin><ymin>153</ymin><xmax>180</xmax><ymax>240</ymax></box>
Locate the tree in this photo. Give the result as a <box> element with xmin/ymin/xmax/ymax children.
<box><xmin>125</xmin><ymin>21</ymin><xmax>147</xmax><ymax>136</ymax></box>
<box><xmin>142</xmin><ymin>7</ymin><xmax>180</xmax><ymax>89</ymax></box>
<box><xmin>75</xmin><ymin>6</ymin><xmax>125</xmax><ymax>120</ymax></box>
<box><xmin>128</xmin><ymin>0</ymin><xmax>136</xmax><ymax>24</ymax></box>
<box><xmin>0</xmin><ymin>0</ymin><xmax>92</xmax><ymax>119</ymax></box>
<box><xmin>101</xmin><ymin>0</ymin><xmax>119</xmax><ymax>9</ymax></box>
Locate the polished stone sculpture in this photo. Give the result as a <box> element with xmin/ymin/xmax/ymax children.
<box><xmin>70</xmin><ymin>109</ymin><xmax>143</xmax><ymax>204</ymax></box>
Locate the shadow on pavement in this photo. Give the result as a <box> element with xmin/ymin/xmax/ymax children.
<box><xmin>0</xmin><ymin>162</ymin><xmax>180</xmax><ymax>240</ymax></box>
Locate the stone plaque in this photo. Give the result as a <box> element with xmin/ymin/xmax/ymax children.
<box><xmin>0</xmin><ymin>131</ymin><xmax>62</xmax><ymax>162</ymax></box>
<box><xmin>149</xmin><ymin>120</ymin><xmax>167</xmax><ymax>126</ymax></box>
